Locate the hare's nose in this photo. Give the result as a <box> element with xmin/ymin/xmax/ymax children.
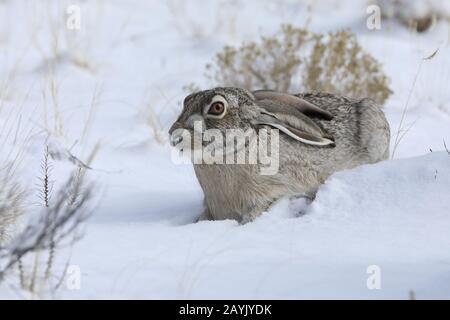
<box><xmin>169</xmin><ymin>121</ymin><xmax>184</xmax><ymax>146</ymax></box>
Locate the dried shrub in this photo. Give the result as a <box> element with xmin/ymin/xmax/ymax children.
<box><xmin>206</xmin><ymin>25</ymin><xmax>392</xmax><ymax>105</ymax></box>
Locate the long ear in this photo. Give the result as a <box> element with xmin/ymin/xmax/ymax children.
<box><xmin>252</xmin><ymin>90</ymin><xmax>333</xmax><ymax>121</ymax></box>
<box><xmin>253</xmin><ymin>112</ymin><xmax>335</xmax><ymax>147</ymax></box>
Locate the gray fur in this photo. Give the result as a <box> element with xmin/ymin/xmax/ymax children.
<box><xmin>169</xmin><ymin>87</ymin><xmax>390</xmax><ymax>223</ymax></box>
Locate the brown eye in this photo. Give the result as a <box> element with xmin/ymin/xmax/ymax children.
<box><xmin>208</xmin><ymin>102</ymin><xmax>225</xmax><ymax>116</ymax></box>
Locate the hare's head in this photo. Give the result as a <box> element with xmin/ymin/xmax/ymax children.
<box><xmin>169</xmin><ymin>87</ymin><xmax>335</xmax><ymax>153</ymax></box>
<box><xmin>169</xmin><ymin>87</ymin><xmax>255</xmax><ymax>146</ymax></box>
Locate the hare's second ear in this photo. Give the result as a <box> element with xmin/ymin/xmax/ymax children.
<box><xmin>252</xmin><ymin>90</ymin><xmax>333</xmax><ymax>121</ymax></box>
<box><xmin>253</xmin><ymin>113</ymin><xmax>335</xmax><ymax>147</ymax></box>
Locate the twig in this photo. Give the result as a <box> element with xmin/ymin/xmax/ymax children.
<box><xmin>444</xmin><ymin>139</ymin><xmax>450</xmax><ymax>156</ymax></box>
<box><xmin>391</xmin><ymin>49</ymin><xmax>439</xmax><ymax>159</ymax></box>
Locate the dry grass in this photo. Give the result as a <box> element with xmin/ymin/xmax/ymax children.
<box><xmin>0</xmin><ymin>172</ymin><xmax>93</xmax><ymax>291</ymax></box>
<box><xmin>0</xmin><ymin>145</ymin><xmax>96</xmax><ymax>297</ymax></box>
<box><xmin>142</xmin><ymin>102</ymin><xmax>167</xmax><ymax>145</ymax></box>
<box><xmin>140</xmin><ymin>89</ymin><xmax>169</xmax><ymax>145</ymax></box>
<box><xmin>41</xmin><ymin>74</ymin><xmax>65</xmax><ymax>137</ymax></box>
<box><xmin>167</xmin><ymin>0</ymin><xmax>222</xmax><ymax>40</ymax></box>
<box><xmin>444</xmin><ymin>140</ymin><xmax>450</xmax><ymax>156</ymax></box>
<box><xmin>0</xmin><ymin>100</ymin><xmax>36</xmax><ymax>246</ymax></box>
<box><xmin>0</xmin><ymin>106</ymin><xmax>97</xmax><ymax>296</ymax></box>
<box><xmin>391</xmin><ymin>48</ymin><xmax>439</xmax><ymax>159</ymax></box>
<box><xmin>0</xmin><ymin>0</ymin><xmax>102</xmax><ymax>298</ymax></box>
<box><xmin>206</xmin><ymin>25</ymin><xmax>392</xmax><ymax>105</ymax></box>
<box><xmin>30</xmin><ymin>1</ymin><xmax>98</xmax><ymax>75</ymax></box>
<box><xmin>0</xmin><ymin>171</ymin><xmax>25</xmax><ymax>245</ymax></box>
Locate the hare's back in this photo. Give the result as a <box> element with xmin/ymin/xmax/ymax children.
<box><xmin>296</xmin><ymin>92</ymin><xmax>390</xmax><ymax>163</ymax></box>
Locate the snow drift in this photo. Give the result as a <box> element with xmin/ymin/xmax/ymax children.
<box><xmin>58</xmin><ymin>152</ymin><xmax>450</xmax><ymax>299</ymax></box>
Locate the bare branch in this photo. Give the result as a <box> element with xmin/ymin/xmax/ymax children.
<box><xmin>0</xmin><ymin>175</ymin><xmax>93</xmax><ymax>282</ymax></box>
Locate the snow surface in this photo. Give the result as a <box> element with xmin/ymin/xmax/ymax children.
<box><xmin>0</xmin><ymin>0</ymin><xmax>450</xmax><ymax>299</ymax></box>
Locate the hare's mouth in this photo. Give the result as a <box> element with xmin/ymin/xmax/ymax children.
<box><xmin>169</xmin><ymin>128</ymin><xmax>203</xmax><ymax>152</ymax></box>
<box><xmin>170</xmin><ymin>133</ymin><xmax>183</xmax><ymax>147</ymax></box>
<box><xmin>169</xmin><ymin>127</ymin><xmax>193</xmax><ymax>147</ymax></box>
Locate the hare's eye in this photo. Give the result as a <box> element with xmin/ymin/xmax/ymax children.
<box><xmin>208</xmin><ymin>102</ymin><xmax>225</xmax><ymax>116</ymax></box>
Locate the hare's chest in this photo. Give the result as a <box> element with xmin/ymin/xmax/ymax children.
<box><xmin>196</xmin><ymin>164</ymin><xmax>258</xmax><ymax>200</ymax></box>
<box><xmin>194</xmin><ymin>164</ymin><xmax>286</xmax><ymax>220</ymax></box>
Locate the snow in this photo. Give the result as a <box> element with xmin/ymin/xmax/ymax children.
<box><xmin>55</xmin><ymin>152</ymin><xmax>449</xmax><ymax>299</ymax></box>
<box><xmin>1</xmin><ymin>0</ymin><xmax>450</xmax><ymax>299</ymax></box>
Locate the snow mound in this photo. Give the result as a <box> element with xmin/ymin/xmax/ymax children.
<box><xmin>310</xmin><ymin>151</ymin><xmax>450</xmax><ymax>224</ymax></box>
<box><xmin>57</xmin><ymin>152</ymin><xmax>450</xmax><ymax>299</ymax></box>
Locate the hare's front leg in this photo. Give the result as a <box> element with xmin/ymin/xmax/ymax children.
<box><xmin>239</xmin><ymin>212</ymin><xmax>258</xmax><ymax>224</ymax></box>
<box><xmin>239</xmin><ymin>201</ymin><xmax>272</xmax><ymax>224</ymax></box>
<box><xmin>195</xmin><ymin>203</ymin><xmax>213</xmax><ymax>222</ymax></box>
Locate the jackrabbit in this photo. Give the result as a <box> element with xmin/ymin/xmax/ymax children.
<box><xmin>169</xmin><ymin>87</ymin><xmax>390</xmax><ymax>223</ymax></box>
